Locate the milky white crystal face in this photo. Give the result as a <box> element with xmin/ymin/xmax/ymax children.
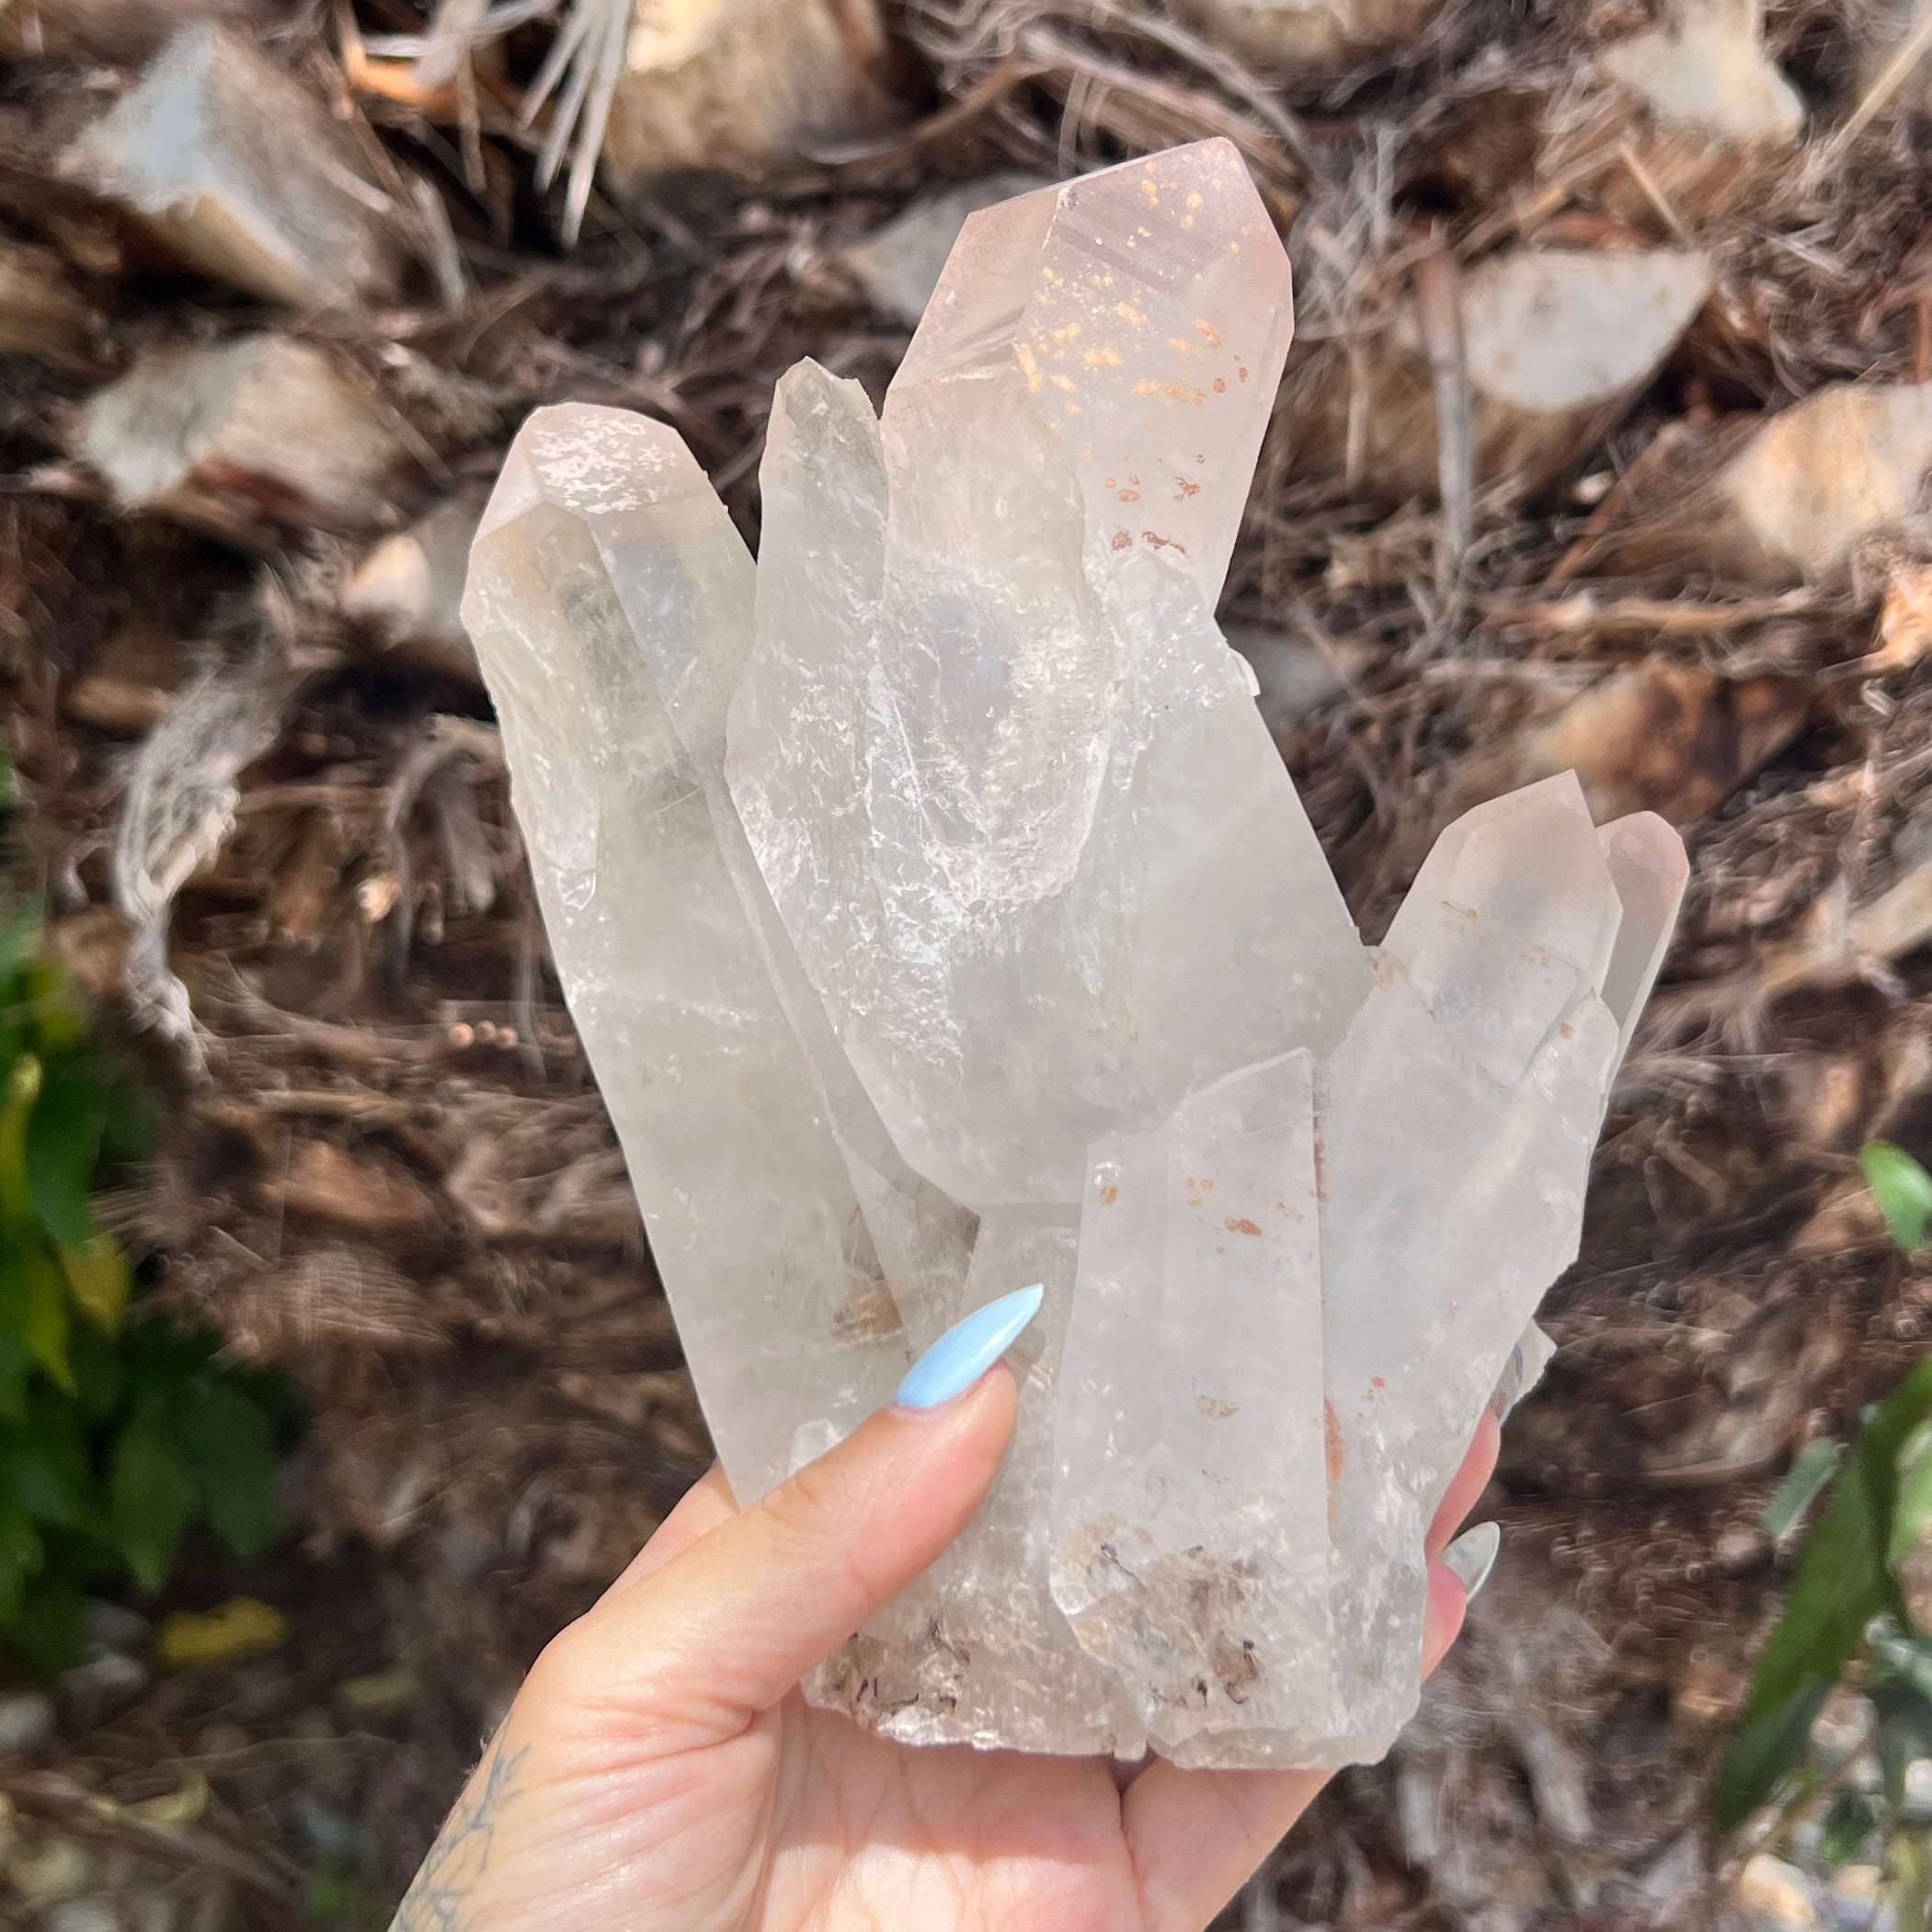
<box><xmin>463</xmin><ymin>141</ymin><xmax>1689</xmax><ymax>1773</ymax></box>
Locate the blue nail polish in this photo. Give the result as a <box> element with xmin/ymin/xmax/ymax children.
<box><xmin>896</xmin><ymin>1285</ymin><xmax>1045</xmax><ymax>1411</ymax></box>
<box><xmin>1442</xmin><ymin>1521</ymin><xmax>1500</xmax><ymax>1601</ymax></box>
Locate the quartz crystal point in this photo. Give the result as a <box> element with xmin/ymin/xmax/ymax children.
<box><xmin>463</xmin><ymin>142</ymin><xmax>1689</xmax><ymax>1770</ymax></box>
<box><xmin>460</xmin><ymin>405</ymin><xmax>928</xmax><ymax>1506</ymax></box>
<box><xmin>1054</xmin><ymin>1052</ymin><xmax>1332</xmax><ymax>1750</ymax></box>
<box><xmin>730</xmin><ymin>142</ymin><xmax>1365</xmax><ymax>1212</ymax></box>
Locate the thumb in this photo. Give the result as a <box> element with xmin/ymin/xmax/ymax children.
<box><xmin>555</xmin><ymin>1352</ymin><xmax>1021</xmax><ymax>1741</ymax></box>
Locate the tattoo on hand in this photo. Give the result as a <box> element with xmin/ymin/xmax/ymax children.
<box><xmin>391</xmin><ymin>1730</ymin><xmax>530</xmax><ymax>1932</ymax></box>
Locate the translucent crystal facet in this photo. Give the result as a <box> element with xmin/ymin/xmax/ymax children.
<box><xmin>463</xmin><ymin>142</ymin><xmax>1689</xmax><ymax>1770</ymax></box>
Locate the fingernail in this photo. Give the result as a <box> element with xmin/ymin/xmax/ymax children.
<box><xmin>896</xmin><ymin>1284</ymin><xmax>1045</xmax><ymax>1411</ymax></box>
<box><xmin>1441</xmin><ymin>1521</ymin><xmax>1501</xmax><ymax>1601</ymax></box>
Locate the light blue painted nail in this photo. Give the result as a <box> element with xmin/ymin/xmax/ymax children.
<box><xmin>896</xmin><ymin>1284</ymin><xmax>1045</xmax><ymax>1411</ymax></box>
<box><xmin>1442</xmin><ymin>1521</ymin><xmax>1501</xmax><ymax>1602</ymax></box>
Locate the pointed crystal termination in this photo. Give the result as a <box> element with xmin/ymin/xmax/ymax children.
<box><xmin>1262</xmin><ymin>775</ymin><xmax>1673</xmax><ymax>1770</ymax></box>
<box><xmin>892</xmin><ymin>138</ymin><xmax>1291</xmax><ymax>600</ymax></box>
<box><xmin>732</xmin><ymin>139</ymin><xmax>1368</xmax><ymax>1213</ymax></box>
<box><xmin>1050</xmin><ymin>1052</ymin><xmax>1332</xmax><ymax>1754</ymax></box>
<box><xmin>460</xmin><ymin>404</ymin><xmax>915</xmax><ymax>1507</ymax></box>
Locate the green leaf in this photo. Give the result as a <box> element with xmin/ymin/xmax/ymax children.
<box><xmin>1715</xmin><ymin>1680</ymin><xmax>1834</xmax><ymax>1830</ymax></box>
<box><xmin>0</xmin><ymin>1481</ymin><xmax>45</xmax><ymax>1628</ymax></box>
<box><xmin>0</xmin><ymin>1055</ymin><xmax>40</xmax><ymax>1234</ymax></box>
<box><xmin>0</xmin><ymin>1247</ymin><xmax>33</xmax><ymax>1425</ymax></box>
<box><xmin>22</xmin><ymin>1069</ymin><xmax>103</xmax><ymax>1250</ymax></box>
<box><xmin>6</xmin><ymin>1389</ymin><xmax>97</xmax><ymax>1537</ymax></box>
<box><xmin>110</xmin><ymin>1391</ymin><xmax>198</xmax><ymax>1594</ymax></box>
<box><xmin>19</xmin><ymin>965</ymin><xmax>83</xmax><ymax>1055</ymax></box>
<box><xmin>1857</xmin><ymin>1358</ymin><xmax>1932</xmax><ymax>1608</ymax></box>
<box><xmin>1875</xmin><ymin>1685</ymin><xmax>1932</xmax><ymax>1811</ymax></box>
<box><xmin>0</xmin><ymin>909</ymin><xmax>38</xmax><ymax>990</ymax></box>
<box><xmin>1862</xmin><ymin>1142</ymin><xmax>1932</xmax><ymax>1255</ymax></box>
<box><xmin>21</xmin><ymin>1250</ymin><xmax>71</xmax><ymax>1393</ymax></box>
<box><xmin>1717</xmin><ymin>1358</ymin><xmax>1932</xmax><ymax>1828</ymax></box>
<box><xmin>64</xmin><ymin>1319</ymin><xmax>125</xmax><ymax>1424</ymax></box>
<box><xmin>173</xmin><ymin>1379</ymin><xmax>279</xmax><ymax>1560</ymax></box>
<box><xmin>1899</xmin><ymin>1423</ymin><xmax>1932</xmax><ymax>1570</ymax></box>
<box><xmin>1821</xmin><ymin>1787</ymin><xmax>1880</xmax><ymax>1865</ymax></box>
<box><xmin>6</xmin><ymin>1570</ymin><xmax>85</xmax><ymax>1675</ymax></box>
<box><xmin>60</xmin><ymin>1234</ymin><xmax>128</xmax><ymax>1334</ymax></box>
<box><xmin>1764</xmin><ymin>1438</ymin><xmax>1844</xmax><ymax>1541</ymax></box>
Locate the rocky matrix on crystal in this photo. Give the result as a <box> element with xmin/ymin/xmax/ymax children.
<box><xmin>463</xmin><ymin>142</ymin><xmax>1689</xmax><ymax>1769</ymax></box>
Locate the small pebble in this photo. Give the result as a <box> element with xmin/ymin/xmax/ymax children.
<box><xmin>1736</xmin><ymin>1853</ymin><xmax>1821</xmax><ymax>1932</ymax></box>
<box><xmin>9</xmin><ymin>1836</ymin><xmax>93</xmax><ymax>1903</ymax></box>
<box><xmin>1824</xmin><ymin>1863</ymin><xmax>1883</xmax><ymax>1932</ymax></box>
<box><xmin>295</xmin><ymin>1795</ymin><xmax>380</xmax><ymax>1867</ymax></box>
<box><xmin>0</xmin><ymin>1689</ymin><xmax>55</xmax><ymax>1755</ymax></box>
<box><xmin>120</xmin><ymin>1891</ymin><xmax>181</xmax><ymax>1932</ymax></box>
<box><xmin>1714</xmin><ymin>1524</ymin><xmax>1769</xmax><ymax>1573</ymax></box>
<box><xmin>79</xmin><ymin>1601</ymin><xmax>148</xmax><ymax>1659</ymax></box>
<box><xmin>58</xmin><ymin>1652</ymin><xmax>148</xmax><ymax>1721</ymax></box>
<box><xmin>41</xmin><ymin>1902</ymin><xmax>121</xmax><ymax>1932</ymax></box>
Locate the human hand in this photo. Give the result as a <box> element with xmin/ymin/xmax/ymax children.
<box><xmin>392</xmin><ymin>1306</ymin><xmax>1499</xmax><ymax>1932</ymax></box>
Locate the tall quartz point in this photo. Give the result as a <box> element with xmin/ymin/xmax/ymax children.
<box><xmin>463</xmin><ymin>141</ymin><xmax>1689</xmax><ymax>1769</ymax></box>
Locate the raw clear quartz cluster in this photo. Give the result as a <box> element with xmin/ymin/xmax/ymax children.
<box><xmin>460</xmin><ymin>141</ymin><xmax>1687</xmax><ymax>1769</ymax></box>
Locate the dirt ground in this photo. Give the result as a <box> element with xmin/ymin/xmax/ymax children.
<box><xmin>6</xmin><ymin>0</ymin><xmax>1932</xmax><ymax>1926</ymax></box>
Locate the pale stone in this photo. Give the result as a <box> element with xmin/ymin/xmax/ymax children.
<box><xmin>344</xmin><ymin>492</ymin><xmax>488</xmax><ymax>686</ymax></box>
<box><xmin>63</xmin><ymin>24</ymin><xmax>403</xmax><ymax>310</ymax></box>
<box><xmin>1719</xmin><ymin>382</ymin><xmax>1932</xmax><ymax>581</ymax></box>
<box><xmin>72</xmin><ymin>335</ymin><xmax>411</xmax><ymax>543</ymax></box>
<box><xmin>1602</xmin><ymin>0</ymin><xmax>1803</xmax><ymax>144</ymax></box>
<box><xmin>1172</xmin><ymin>0</ymin><xmax>1445</xmax><ymax>71</ymax></box>
<box><xmin>601</xmin><ymin>0</ymin><xmax>897</xmax><ymax>193</ymax></box>
<box><xmin>1458</xmin><ymin>251</ymin><xmax>1713</xmax><ymax>422</ymax></box>
<box><xmin>1293</xmin><ymin>248</ymin><xmax>1710</xmax><ymax>499</ymax></box>
<box><xmin>465</xmin><ymin>145</ymin><xmax>1686</xmax><ymax>1770</ymax></box>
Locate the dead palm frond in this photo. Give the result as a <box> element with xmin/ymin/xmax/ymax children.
<box><xmin>518</xmin><ymin>0</ymin><xmax>632</xmax><ymax>245</ymax></box>
<box><xmin>404</xmin><ymin>0</ymin><xmax>628</xmax><ymax>246</ymax></box>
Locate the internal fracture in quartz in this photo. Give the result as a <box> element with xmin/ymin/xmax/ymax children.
<box><xmin>461</xmin><ymin>140</ymin><xmax>1688</xmax><ymax>1770</ymax></box>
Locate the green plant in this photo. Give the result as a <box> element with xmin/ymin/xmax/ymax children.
<box><xmin>0</xmin><ymin>901</ymin><xmax>284</xmax><ymax>1672</ymax></box>
<box><xmin>1714</xmin><ymin>1140</ymin><xmax>1932</xmax><ymax>1917</ymax></box>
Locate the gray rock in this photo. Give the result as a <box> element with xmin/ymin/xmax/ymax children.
<box><xmin>58</xmin><ymin>1652</ymin><xmax>148</xmax><ymax>1721</ymax></box>
<box><xmin>40</xmin><ymin>1901</ymin><xmax>121</xmax><ymax>1932</ymax></box>
<box><xmin>0</xmin><ymin>1689</ymin><xmax>55</xmax><ymax>1755</ymax></box>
